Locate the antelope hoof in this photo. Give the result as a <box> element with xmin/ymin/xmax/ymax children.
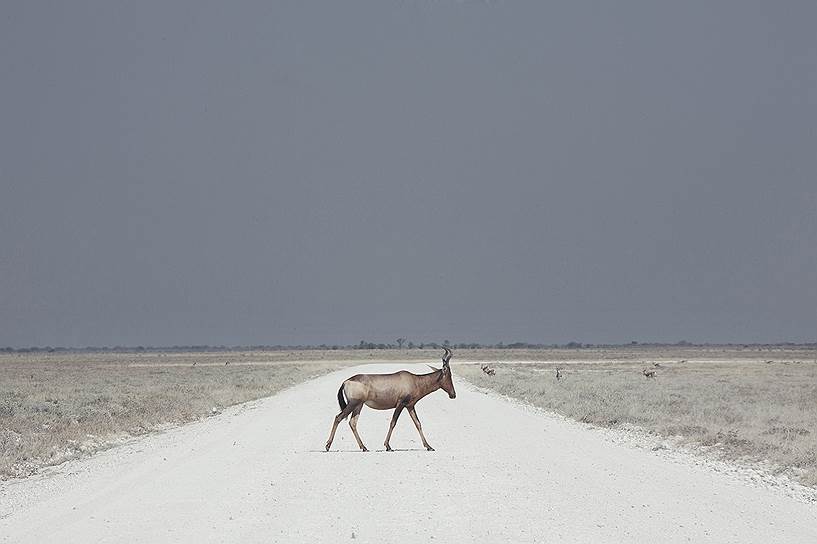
<box><xmin>426</xmin><ymin>445</ymin><xmax>435</xmax><ymax>451</ymax></box>
<box><xmin>385</xmin><ymin>445</ymin><xmax>393</xmax><ymax>452</ymax></box>
<box><xmin>325</xmin><ymin>442</ymin><xmax>331</xmax><ymax>452</ymax></box>
<box><xmin>361</xmin><ymin>446</ymin><xmax>369</xmax><ymax>452</ymax></box>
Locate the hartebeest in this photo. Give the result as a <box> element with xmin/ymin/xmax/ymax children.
<box><xmin>325</xmin><ymin>348</ymin><xmax>457</xmax><ymax>452</ymax></box>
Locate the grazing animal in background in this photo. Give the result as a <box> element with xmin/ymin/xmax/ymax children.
<box><xmin>481</xmin><ymin>364</ymin><xmax>496</xmax><ymax>376</ymax></box>
<box><xmin>642</xmin><ymin>368</ymin><xmax>656</xmax><ymax>379</ymax></box>
<box><xmin>555</xmin><ymin>367</ymin><xmax>563</xmax><ymax>381</ymax></box>
<box><xmin>653</xmin><ymin>362</ymin><xmax>661</xmax><ymax>368</ymax></box>
<box><xmin>225</xmin><ymin>360</ymin><xmax>229</xmax><ymax>366</ymax></box>
<box><xmin>192</xmin><ymin>361</ymin><xmax>197</xmax><ymax>367</ymax></box>
<box><xmin>325</xmin><ymin>348</ymin><xmax>457</xmax><ymax>452</ymax></box>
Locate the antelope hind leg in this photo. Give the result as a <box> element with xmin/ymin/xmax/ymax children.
<box><xmin>349</xmin><ymin>404</ymin><xmax>368</xmax><ymax>452</ymax></box>
<box><xmin>325</xmin><ymin>403</ymin><xmax>355</xmax><ymax>451</ymax></box>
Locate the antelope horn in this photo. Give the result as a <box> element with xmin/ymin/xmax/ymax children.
<box><xmin>442</xmin><ymin>347</ymin><xmax>452</xmax><ymax>365</ymax></box>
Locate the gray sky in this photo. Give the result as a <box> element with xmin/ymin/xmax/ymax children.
<box><xmin>1</xmin><ymin>1</ymin><xmax>815</xmax><ymax>347</ymax></box>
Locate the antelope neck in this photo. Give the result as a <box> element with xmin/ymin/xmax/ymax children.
<box><xmin>416</xmin><ymin>370</ymin><xmax>443</xmax><ymax>399</ymax></box>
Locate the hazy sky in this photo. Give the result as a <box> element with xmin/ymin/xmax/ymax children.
<box><xmin>1</xmin><ymin>1</ymin><xmax>815</xmax><ymax>347</ymax></box>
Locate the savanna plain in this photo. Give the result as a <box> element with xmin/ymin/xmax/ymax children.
<box><xmin>2</xmin><ymin>346</ymin><xmax>816</xmax><ymax>488</ymax></box>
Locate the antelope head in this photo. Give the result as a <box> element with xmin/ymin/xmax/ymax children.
<box><xmin>439</xmin><ymin>347</ymin><xmax>456</xmax><ymax>399</ymax></box>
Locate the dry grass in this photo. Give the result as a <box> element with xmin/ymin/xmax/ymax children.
<box><xmin>0</xmin><ymin>351</ymin><xmax>354</xmax><ymax>479</ymax></box>
<box><xmin>4</xmin><ymin>346</ymin><xmax>816</xmax><ymax>484</ymax></box>
<box><xmin>456</xmin><ymin>350</ymin><xmax>817</xmax><ymax>487</ymax></box>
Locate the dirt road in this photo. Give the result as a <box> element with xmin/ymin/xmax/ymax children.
<box><xmin>2</xmin><ymin>363</ymin><xmax>815</xmax><ymax>543</ymax></box>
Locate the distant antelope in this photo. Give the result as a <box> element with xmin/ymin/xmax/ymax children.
<box><xmin>481</xmin><ymin>363</ymin><xmax>496</xmax><ymax>376</ymax></box>
<box><xmin>325</xmin><ymin>348</ymin><xmax>457</xmax><ymax>452</ymax></box>
<box><xmin>642</xmin><ymin>368</ymin><xmax>656</xmax><ymax>379</ymax></box>
<box><xmin>555</xmin><ymin>367</ymin><xmax>563</xmax><ymax>381</ymax></box>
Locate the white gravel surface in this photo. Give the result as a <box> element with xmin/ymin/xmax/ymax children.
<box><xmin>2</xmin><ymin>363</ymin><xmax>815</xmax><ymax>543</ymax></box>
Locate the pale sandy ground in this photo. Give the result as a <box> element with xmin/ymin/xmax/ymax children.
<box><xmin>2</xmin><ymin>363</ymin><xmax>816</xmax><ymax>543</ymax></box>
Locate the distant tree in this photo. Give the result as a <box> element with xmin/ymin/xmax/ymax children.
<box><xmin>396</xmin><ymin>338</ymin><xmax>406</xmax><ymax>349</ymax></box>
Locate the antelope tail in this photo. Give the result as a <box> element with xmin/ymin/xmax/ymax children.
<box><xmin>337</xmin><ymin>384</ymin><xmax>347</xmax><ymax>412</ymax></box>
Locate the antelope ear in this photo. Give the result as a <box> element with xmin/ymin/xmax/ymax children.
<box><xmin>427</xmin><ymin>365</ymin><xmax>440</xmax><ymax>372</ymax></box>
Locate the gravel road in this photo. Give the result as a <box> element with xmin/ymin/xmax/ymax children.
<box><xmin>2</xmin><ymin>363</ymin><xmax>815</xmax><ymax>543</ymax></box>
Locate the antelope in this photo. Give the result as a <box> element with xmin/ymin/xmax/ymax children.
<box><xmin>325</xmin><ymin>348</ymin><xmax>457</xmax><ymax>452</ymax></box>
<box><xmin>642</xmin><ymin>368</ymin><xmax>656</xmax><ymax>379</ymax></box>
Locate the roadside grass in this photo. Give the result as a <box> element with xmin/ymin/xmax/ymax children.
<box><xmin>4</xmin><ymin>346</ymin><xmax>815</xmax><ymax>483</ymax></box>
<box><xmin>457</xmin><ymin>358</ymin><xmax>817</xmax><ymax>487</ymax></box>
<box><xmin>0</xmin><ymin>352</ymin><xmax>352</xmax><ymax>479</ymax></box>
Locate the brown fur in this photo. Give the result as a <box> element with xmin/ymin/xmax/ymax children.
<box><xmin>325</xmin><ymin>348</ymin><xmax>456</xmax><ymax>452</ymax></box>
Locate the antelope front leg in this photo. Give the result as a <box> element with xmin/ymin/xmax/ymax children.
<box><xmin>407</xmin><ymin>406</ymin><xmax>434</xmax><ymax>451</ymax></box>
<box><xmin>384</xmin><ymin>404</ymin><xmax>405</xmax><ymax>451</ymax></box>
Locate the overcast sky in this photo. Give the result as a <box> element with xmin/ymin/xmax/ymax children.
<box><xmin>1</xmin><ymin>1</ymin><xmax>815</xmax><ymax>347</ymax></box>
